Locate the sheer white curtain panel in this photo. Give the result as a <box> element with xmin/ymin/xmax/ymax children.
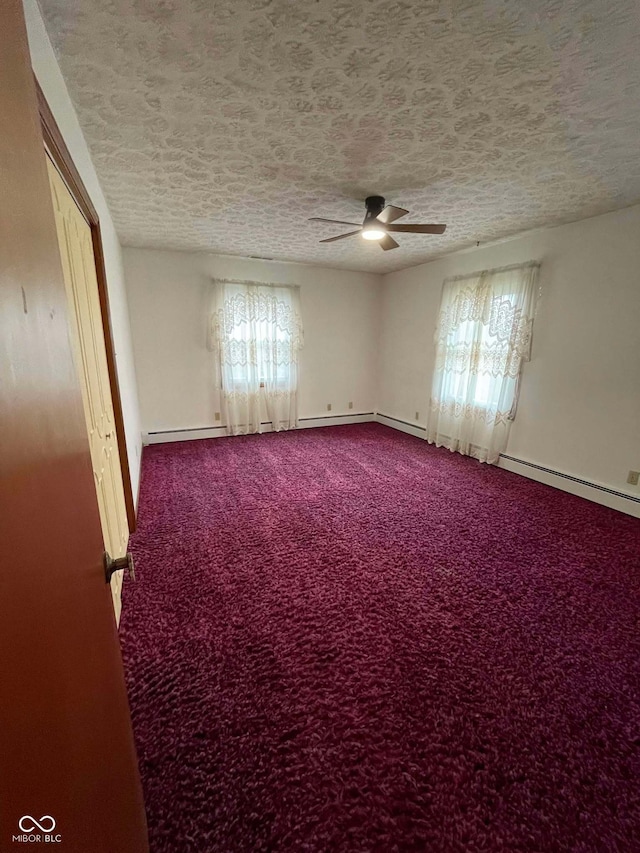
<box><xmin>209</xmin><ymin>280</ymin><xmax>304</xmax><ymax>436</ymax></box>
<box><xmin>427</xmin><ymin>262</ymin><xmax>540</xmax><ymax>463</ymax></box>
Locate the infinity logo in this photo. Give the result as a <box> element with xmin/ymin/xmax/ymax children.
<box><xmin>18</xmin><ymin>815</ymin><xmax>56</xmax><ymax>833</ymax></box>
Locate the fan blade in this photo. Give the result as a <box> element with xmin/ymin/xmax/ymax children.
<box><xmin>379</xmin><ymin>234</ymin><xmax>399</xmax><ymax>251</ymax></box>
<box><xmin>310</xmin><ymin>217</ymin><xmax>361</xmax><ymax>227</ymax></box>
<box><xmin>320</xmin><ymin>230</ymin><xmax>361</xmax><ymax>243</ymax></box>
<box><xmin>376</xmin><ymin>205</ymin><xmax>409</xmax><ymax>224</ymax></box>
<box><xmin>387</xmin><ymin>223</ymin><xmax>447</xmax><ymax>234</ymax></box>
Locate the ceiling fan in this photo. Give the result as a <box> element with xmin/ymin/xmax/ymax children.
<box><xmin>309</xmin><ymin>196</ymin><xmax>446</xmax><ymax>251</ymax></box>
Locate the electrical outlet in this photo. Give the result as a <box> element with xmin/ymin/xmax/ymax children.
<box><xmin>415</xmin><ymin>411</ymin><xmax>419</xmax><ymax>421</ymax></box>
<box><xmin>627</xmin><ymin>470</ymin><xmax>639</xmax><ymax>486</ymax></box>
<box><xmin>214</xmin><ymin>412</ymin><xmax>221</xmax><ymax>422</ymax></box>
<box><xmin>327</xmin><ymin>403</ymin><xmax>332</xmax><ymax>411</ymax></box>
<box><xmin>348</xmin><ymin>401</ymin><xmax>353</xmax><ymax>409</ymax></box>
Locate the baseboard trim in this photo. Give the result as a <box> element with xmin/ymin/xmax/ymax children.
<box><xmin>143</xmin><ymin>412</ymin><xmax>376</xmax><ymax>445</ymax></box>
<box><xmin>376</xmin><ymin>412</ymin><xmax>426</xmax><ymax>439</ymax></box>
<box><xmin>498</xmin><ymin>454</ymin><xmax>640</xmax><ymax>518</ymax></box>
<box><xmin>144</xmin><ymin>425</ymin><xmax>227</xmax><ymax>444</ymax></box>
<box><xmin>143</xmin><ymin>415</ymin><xmax>639</xmax><ymax>518</ymax></box>
<box><xmin>298</xmin><ymin>412</ymin><xmax>375</xmax><ymax>428</ymax></box>
<box><xmin>375</xmin><ymin>414</ymin><xmax>639</xmax><ymax>518</ymax></box>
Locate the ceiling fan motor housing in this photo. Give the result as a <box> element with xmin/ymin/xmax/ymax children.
<box><xmin>364</xmin><ymin>195</ymin><xmax>385</xmax><ymax>226</ymax></box>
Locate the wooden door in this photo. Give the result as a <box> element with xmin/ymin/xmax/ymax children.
<box><xmin>0</xmin><ymin>2</ymin><xmax>148</xmax><ymax>851</ymax></box>
<box><xmin>47</xmin><ymin>155</ymin><xmax>129</xmax><ymax>622</ymax></box>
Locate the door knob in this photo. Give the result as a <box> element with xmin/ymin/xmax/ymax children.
<box><xmin>104</xmin><ymin>551</ymin><xmax>135</xmax><ymax>583</ymax></box>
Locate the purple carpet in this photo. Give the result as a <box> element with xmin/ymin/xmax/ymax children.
<box><xmin>120</xmin><ymin>424</ymin><xmax>640</xmax><ymax>851</ymax></box>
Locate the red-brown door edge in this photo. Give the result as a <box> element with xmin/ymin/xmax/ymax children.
<box><xmin>0</xmin><ymin>2</ymin><xmax>148</xmax><ymax>850</ymax></box>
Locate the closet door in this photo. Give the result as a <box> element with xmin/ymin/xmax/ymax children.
<box><xmin>47</xmin><ymin>154</ymin><xmax>129</xmax><ymax>621</ymax></box>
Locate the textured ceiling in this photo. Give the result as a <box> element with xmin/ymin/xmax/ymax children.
<box><xmin>40</xmin><ymin>0</ymin><xmax>640</xmax><ymax>273</ymax></box>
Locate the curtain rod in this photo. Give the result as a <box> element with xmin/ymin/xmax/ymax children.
<box><xmin>212</xmin><ymin>278</ymin><xmax>300</xmax><ymax>290</ymax></box>
<box><xmin>443</xmin><ymin>260</ymin><xmax>540</xmax><ymax>284</ymax></box>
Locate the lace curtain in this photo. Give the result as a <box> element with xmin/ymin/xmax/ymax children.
<box><xmin>427</xmin><ymin>262</ymin><xmax>540</xmax><ymax>463</ymax></box>
<box><xmin>209</xmin><ymin>280</ymin><xmax>304</xmax><ymax>436</ymax></box>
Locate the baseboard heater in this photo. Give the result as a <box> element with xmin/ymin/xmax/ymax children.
<box><xmin>145</xmin><ymin>412</ymin><xmax>375</xmax><ymax>442</ymax></box>
<box><xmin>376</xmin><ymin>412</ymin><xmax>426</xmax><ymax>431</ymax></box>
<box><xmin>499</xmin><ymin>453</ymin><xmax>640</xmax><ymax>504</ymax></box>
<box><xmin>148</xmin><ymin>425</ymin><xmax>228</xmax><ymax>435</ymax></box>
<box><xmin>376</xmin><ymin>414</ymin><xmax>638</xmax><ymax>508</ymax></box>
<box><xmin>144</xmin><ymin>417</ymin><xmax>639</xmax><ymax>509</ymax></box>
<box><xmin>299</xmin><ymin>412</ymin><xmax>374</xmax><ymax>422</ymax></box>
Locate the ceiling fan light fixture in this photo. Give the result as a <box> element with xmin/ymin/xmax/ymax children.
<box><xmin>362</xmin><ymin>227</ymin><xmax>386</xmax><ymax>241</ymax></box>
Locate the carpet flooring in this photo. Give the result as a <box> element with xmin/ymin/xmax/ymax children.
<box><xmin>120</xmin><ymin>424</ymin><xmax>640</xmax><ymax>852</ymax></box>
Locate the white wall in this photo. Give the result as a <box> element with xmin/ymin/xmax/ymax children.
<box><xmin>123</xmin><ymin>248</ymin><xmax>381</xmax><ymax>434</ymax></box>
<box><xmin>379</xmin><ymin>204</ymin><xmax>640</xmax><ymax>502</ymax></box>
<box><xmin>24</xmin><ymin>0</ymin><xmax>143</xmax><ymax>501</ymax></box>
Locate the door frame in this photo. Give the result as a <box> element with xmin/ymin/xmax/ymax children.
<box><xmin>36</xmin><ymin>79</ymin><xmax>137</xmax><ymax>532</ymax></box>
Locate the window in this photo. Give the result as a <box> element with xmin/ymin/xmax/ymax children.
<box><xmin>427</xmin><ymin>263</ymin><xmax>539</xmax><ymax>463</ymax></box>
<box><xmin>446</xmin><ymin>296</ymin><xmax>517</xmax><ymax>410</ymax></box>
<box><xmin>226</xmin><ymin>311</ymin><xmax>293</xmax><ymax>388</ymax></box>
<box><xmin>209</xmin><ymin>280</ymin><xmax>304</xmax><ymax>436</ymax></box>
